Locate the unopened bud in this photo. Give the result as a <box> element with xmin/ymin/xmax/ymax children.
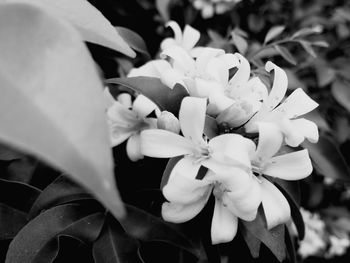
<box><xmin>157</xmin><ymin>111</ymin><xmax>180</xmax><ymax>134</ymax></box>
<box><xmin>216</xmin><ymin>100</ymin><xmax>254</xmax><ymax>128</ymax></box>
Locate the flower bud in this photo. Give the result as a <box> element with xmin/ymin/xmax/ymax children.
<box><xmin>157</xmin><ymin>111</ymin><xmax>180</xmax><ymax>134</ymax></box>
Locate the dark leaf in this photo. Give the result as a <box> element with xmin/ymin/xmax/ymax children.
<box><xmin>0</xmin><ymin>143</ymin><xmax>23</xmax><ymax>161</ymax></box>
<box><xmin>285</xmin><ymin>226</ymin><xmax>296</xmax><ymax>263</ymax></box>
<box><xmin>291</xmin><ymin>26</ymin><xmax>322</xmax><ymax>39</ymax></box>
<box><xmin>120</xmin><ymin>205</ymin><xmax>203</xmax><ymax>259</ymax></box>
<box><xmin>156</xmin><ymin>0</ymin><xmax>171</xmax><ymax>22</ymax></box>
<box><xmin>5</xmin><ymin>204</ymin><xmax>104</xmax><ymax>263</ymax></box>
<box><xmin>29</xmin><ymin>175</ymin><xmax>92</xmax><ymax>219</ymax></box>
<box><xmin>240</xmin><ymin>223</ymin><xmax>261</xmax><ymax>258</ymax></box>
<box><xmin>303</xmin><ymin>134</ymin><xmax>350</xmax><ymax>181</ymax></box>
<box><xmin>93</xmin><ymin>215</ymin><xmax>144</xmax><ymax>263</ymax></box>
<box><xmin>311</xmin><ymin>41</ymin><xmax>329</xmax><ymax>48</ymax></box>
<box><xmin>115</xmin><ymin>27</ymin><xmax>150</xmax><ymax>58</ymax></box>
<box><xmin>204</xmin><ymin>116</ymin><xmax>218</xmax><ymax>139</ymax></box>
<box><xmin>160</xmin><ymin>156</ymin><xmax>183</xmax><ymax>189</ymax></box>
<box><xmin>5</xmin><ymin>157</ymin><xmax>37</xmax><ymax>184</ymax></box>
<box><xmin>264</xmin><ymin>26</ymin><xmax>285</xmax><ymax>44</ymax></box>
<box><xmin>231</xmin><ymin>31</ymin><xmax>248</xmax><ymax>54</ymax></box>
<box><xmin>107</xmin><ymin>77</ymin><xmax>189</xmax><ymax>116</ymax></box>
<box><xmin>274</xmin><ymin>182</ymin><xmax>305</xmax><ymax>240</ymax></box>
<box><xmin>0</xmin><ymin>178</ymin><xmax>41</xmax><ymax>213</ymax></box>
<box><xmin>242</xmin><ymin>207</ymin><xmax>286</xmax><ymax>262</ymax></box>
<box><xmin>274</xmin><ymin>45</ymin><xmax>297</xmax><ymax>65</ymax></box>
<box><xmin>331</xmin><ymin>79</ymin><xmax>350</xmax><ymax>113</ymax></box>
<box><xmin>0</xmin><ymin>204</ymin><xmax>27</xmax><ymax>240</ymax></box>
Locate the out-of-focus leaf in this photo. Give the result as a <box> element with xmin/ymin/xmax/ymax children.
<box><xmin>93</xmin><ymin>215</ymin><xmax>144</xmax><ymax>263</ymax></box>
<box><xmin>303</xmin><ymin>110</ymin><xmax>330</xmax><ymax>132</ymax></box>
<box><xmin>29</xmin><ymin>175</ymin><xmax>92</xmax><ymax>219</ymax></box>
<box><xmin>285</xmin><ymin>69</ymin><xmax>305</xmax><ymax>90</ymax></box>
<box><xmin>160</xmin><ymin>156</ymin><xmax>183</xmax><ymax>189</ymax></box>
<box><xmin>315</xmin><ymin>63</ymin><xmax>336</xmax><ymax>87</ymax></box>
<box><xmin>274</xmin><ymin>182</ymin><xmax>305</xmax><ymax>240</ymax></box>
<box><xmin>264</xmin><ymin>26</ymin><xmax>285</xmax><ymax>44</ymax></box>
<box><xmin>242</xmin><ymin>207</ymin><xmax>286</xmax><ymax>262</ymax></box>
<box><xmin>107</xmin><ymin>77</ymin><xmax>189</xmax><ymax>115</ymax></box>
<box><xmin>311</xmin><ymin>41</ymin><xmax>329</xmax><ymax>48</ymax></box>
<box><xmin>332</xmin><ymin>79</ymin><xmax>350</xmax><ymax>113</ymax></box>
<box><xmin>274</xmin><ymin>45</ymin><xmax>297</xmax><ymax>65</ymax></box>
<box><xmin>285</xmin><ymin>227</ymin><xmax>296</xmax><ymax>263</ymax></box>
<box><xmin>303</xmin><ymin>134</ymin><xmax>350</xmax><ymax>181</ymax></box>
<box><xmin>231</xmin><ymin>31</ymin><xmax>248</xmax><ymax>54</ymax></box>
<box><xmin>240</xmin><ymin>225</ymin><xmax>261</xmax><ymax>258</ymax></box>
<box><xmin>119</xmin><ymin>205</ymin><xmax>204</xmax><ymax>259</ymax></box>
<box><xmin>0</xmin><ymin>204</ymin><xmax>27</xmax><ymax>240</ymax></box>
<box><xmin>291</xmin><ymin>26</ymin><xmax>322</xmax><ymax>39</ymax></box>
<box><xmin>204</xmin><ymin>116</ymin><xmax>218</xmax><ymax>139</ymax></box>
<box><xmin>156</xmin><ymin>0</ymin><xmax>171</xmax><ymax>21</ymax></box>
<box><xmin>116</xmin><ymin>27</ymin><xmax>150</xmax><ymax>58</ymax></box>
<box><xmin>8</xmin><ymin>0</ymin><xmax>135</xmax><ymax>57</ymax></box>
<box><xmin>0</xmin><ymin>178</ymin><xmax>41</xmax><ymax>213</ymax></box>
<box><xmin>0</xmin><ymin>4</ymin><xmax>125</xmax><ymax>219</ymax></box>
<box><xmin>299</xmin><ymin>40</ymin><xmax>317</xmax><ymax>58</ymax></box>
<box><xmin>5</xmin><ymin>157</ymin><xmax>37</xmax><ymax>184</ymax></box>
<box><xmin>5</xmin><ymin>204</ymin><xmax>105</xmax><ymax>263</ymax></box>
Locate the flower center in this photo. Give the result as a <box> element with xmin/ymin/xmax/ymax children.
<box><xmin>213</xmin><ymin>182</ymin><xmax>231</xmax><ymax>206</ymax></box>
<box><xmin>191</xmin><ymin>143</ymin><xmax>212</xmax><ymax>163</ymax></box>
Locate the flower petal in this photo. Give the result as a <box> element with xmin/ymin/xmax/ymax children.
<box><xmin>254</xmin><ymin>122</ymin><xmax>283</xmax><ymax>161</ymax></box>
<box><xmin>162</xmin><ymin>199</ymin><xmax>208</xmax><ymax>223</ymax></box>
<box><xmin>126</xmin><ymin>134</ymin><xmax>143</xmax><ymax>161</ymax></box>
<box><xmin>140</xmin><ymin>129</ymin><xmax>193</xmax><ymax>158</ymax></box>
<box><xmin>182</xmin><ymin>25</ymin><xmax>200</xmax><ymax>50</ymax></box>
<box><xmin>264</xmin><ymin>149</ymin><xmax>313</xmax><ymax>180</ymax></box>
<box><xmin>179</xmin><ymin>97</ymin><xmax>207</xmax><ymax>143</ymax></box>
<box><xmin>194</xmin><ymin>78</ymin><xmax>224</xmax><ymax>98</ymax></box>
<box><xmin>160</xmin><ymin>37</ymin><xmax>178</xmax><ymax>51</ymax></box>
<box><xmin>291</xmin><ymin>118</ymin><xmax>319</xmax><ymax>143</ymax></box>
<box><xmin>275</xmin><ymin>88</ymin><xmax>319</xmax><ymax>119</ymax></box>
<box><xmin>161</xmin><ymin>45</ymin><xmax>195</xmax><ymax>72</ymax></box>
<box><xmin>263</xmin><ymin>61</ymin><xmax>288</xmax><ymax>111</ymax></box>
<box><xmin>211</xmin><ymin>200</ymin><xmax>238</xmax><ymax>244</ymax></box>
<box><xmin>208</xmin><ymin>134</ymin><xmax>255</xmax><ymax>170</ymax></box>
<box><xmin>165</xmin><ymin>21</ymin><xmax>183</xmax><ymax>43</ymax></box>
<box><xmin>128</xmin><ymin>59</ymin><xmax>169</xmax><ymax>78</ymax></box>
<box><xmin>132</xmin><ymin>94</ymin><xmax>159</xmax><ymax>118</ymax></box>
<box><xmin>163</xmin><ymin>159</ymin><xmax>211</xmax><ymax>203</ymax></box>
<box><xmin>208</xmin><ymin>91</ymin><xmax>234</xmax><ymax>112</ymax></box>
<box><xmin>205</xmin><ymin>57</ymin><xmax>229</xmax><ymax>85</ymax></box>
<box><xmin>117</xmin><ymin>93</ymin><xmax>132</xmax><ymax>108</ymax></box>
<box><xmin>228</xmin><ymin>53</ymin><xmax>250</xmax><ymax>87</ymax></box>
<box><xmin>196</xmin><ymin>47</ymin><xmax>225</xmax><ymax>76</ymax></box>
<box><xmin>261</xmin><ymin>177</ymin><xmax>291</xmax><ymax>229</ymax></box>
<box><xmin>279</xmin><ymin>118</ymin><xmax>305</xmax><ymax>147</ymax></box>
<box><xmin>160</xmin><ymin>68</ymin><xmax>185</xmax><ymax>89</ymax></box>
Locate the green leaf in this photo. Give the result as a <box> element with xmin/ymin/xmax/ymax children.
<box><xmin>0</xmin><ymin>178</ymin><xmax>41</xmax><ymax>213</ymax></box>
<box><xmin>274</xmin><ymin>45</ymin><xmax>297</xmax><ymax>65</ymax></box>
<box><xmin>303</xmin><ymin>134</ymin><xmax>350</xmax><ymax>181</ymax></box>
<box><xmin>264</xmin><ymin>26</ymin><xmax>285</xmax><ymax>44</ymax></box>
<box><xmin>274</xmin><ymin>182</ymin><xmax>305</xmax><ymax>240</ymax></box>
<box><xmin>93</xmin><ymin>215</ymin><xmax>144</xmax><ymax>263</ymax></box>
<box><xmin>156</xmin><ymin>0</ymin><xmax>171</xmax><ymax>21</ymax></box>
<box><xmin>0</xmin><ymin>204</ymin><xmax>27</xmax><ymax>240</ymax></box>
<box><xmin>299</xmin><ymin>40</ymin><xmax>317</xmax><ymax>58</ymax></box>
<box><xmin>311</xmin><ymin>41</ymin><xmax>329</xmax><ymax>48</ymax></box>
<box><xmin>119</xmin><ymin>205</ymin><xmax>203</xmax><ymax>259</ymax></box>
<box><xmin>5</xmin><ymin>157</ymin><xmax>37</xmax><ymax>184</ymax></box>
<box><xmin>107</xmin><ymin>77</ymin><xmax>189</xmax><ymax>116</ymax></box>
<box><xmin>116</xmin><ymin>27</ymin><xmax>150</xmax><ymax>58</ymax></box>
<box><xmin>242</xmin><ymin>207</ymin><xmax>286</xmax><ymax>262</ymax></box>
<box><xmin>0</xmin><ymin>4</ymin><xmax>125</xmax><ymax>219</ymax></box>
<box><xmin>5</xmin><ymin>204</ymin><xmax>105</xmax><ymax>263</ymax></box>
<box><xmin>285</xmin><ymin>227</ymin><xmax>296</xmax><ymax>263</ymax></box>
<box><xmin>0</xmin><ymin>143</ymin><xmax>23</xmax><ymax>161</ymax></box>
<box><xmin>240</xmin><ymin>224</ymin><xmax>261</xmax><ymax>258</ymax></box>
<box><xmin>9</xmin><ymin>0</ymin><xmax>135</xmax><ymax>57</ymax></box>
<box><xmin>331</xmin><ymin>79</ymin><xmax>350</xmax><ymax>113</ymax></box>
<box><xmin>231</xmin><ymin>31</ymin><xmax>248</xmax><ymax>54</ymax></box>
<box><xmin>291</xmin><ymin>26</ymin><xmax>322</xmax><ymax>39</ymax></box>
<box><xmin>29</xmin><ymin>175</ymin><xmax>92</xmax><ymax>219</ymax></box>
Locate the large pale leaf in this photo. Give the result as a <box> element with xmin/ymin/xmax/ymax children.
<box><xmin>7</xmin><ymin>0</ymin><xmax>135</xmax><ymax>57</ymax></box>
<box><xmin>0</xmin><ymin>3</ymin><xmax>125</xmax><ymax>218</ymax></box>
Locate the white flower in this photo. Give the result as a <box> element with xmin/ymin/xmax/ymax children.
<box><xmin>107</xmin><ymin>93</ymin><xmax>158</xmax><ymax>161</ymax></box>
<box><xmin>245</xmin><ymin>61</ymin><xmax>319</xmax><ymax>147</ymax></box>
<box><xmin>326</xmin><ymin>235</ymin><xmax>350</xmax><ymax>258</ymax></box>
<box><xmin>160</xmin><ymin>21</ymin><xmax>201</xmax><ymax>55</ymax></box>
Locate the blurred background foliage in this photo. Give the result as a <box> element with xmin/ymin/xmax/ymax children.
<box><xmin>2</xmin><ymin>0</ymin><xmax>350</xmax><ymax>262</ymax></box>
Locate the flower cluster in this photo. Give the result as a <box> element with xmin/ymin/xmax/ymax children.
<box><xmin>107</xmin><ymin>21</ymin><xmax>319</xmax><ymax>244</ymax></box>
<box><xmin>191</xmin><ymin>0</ymin><xmax>242</xmax><ymax>19</ymax></box>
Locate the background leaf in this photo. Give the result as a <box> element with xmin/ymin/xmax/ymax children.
<box><xmin>264</xmin><ymin>26</ymin><xmax>285</xmax><ymax>44</ymax></box>
<box><xmin>107</xmin><ymin>77</ymin><xmax>189</xmax><ymax>115</ymax></box>
<box><xmin>116</xmin><ymin>27</ymin><xmax>151</xmax><ymax>58</ymax></box>
<box><xmin>303</xmin><ymin>134</ymin><xmax>350</xmax><ymax>181</ymax></box>
<box><xmin>8</xmin><ymin>0</ymin><xmax>135</xmax><ymax>57</ymax></box>
<box><xmin>331</xmin><ymin>79</ymin><xmax>350</xmax><ymax>113</ymax></box>
<box><xmin>5</xmin><ymin>204</ymin><xmax>105</xmax><ymax>263</ymax></box>
<box><xmin>274</xmin><ymin>45</ymin><xmax>297</xmax><ymax>65</ymax></box>
<box><xmin>0</xmin><ymin>4</ymin><xmax>125</xmax><ymax>219</ymax></box>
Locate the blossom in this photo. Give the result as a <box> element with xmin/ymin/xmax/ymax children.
<box><xmin>160</xmin><ymin>21</ymin><xmax>201</xmax><ymax>55</ymax></box>
<box><xmin>107</xmin><ymin>93</ymin><xmax>158</xmax><ymax>161</ymax></box>
<box><xmin>192</xmin><ymin>0</ymin><xmax>242</xmax><ymax>19</ymax></box>
<box><xmin>245</xmin><ymin>61</ymin><xmax>319</xmax><ymax>147</ymax></box>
